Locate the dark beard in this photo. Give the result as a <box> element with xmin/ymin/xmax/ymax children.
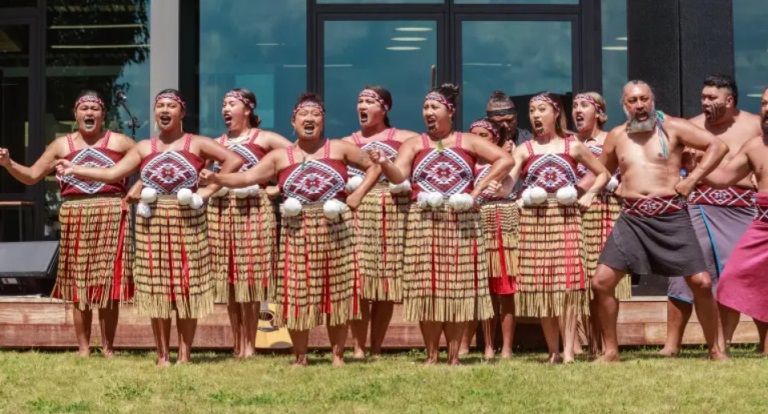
<box><xmin>762</xmin><ymin>116</ymin><xmax>768</xmax><ymax>135</ymax></box>
<box><xmin>705</xmin><ymin>103</ymin><xmax>726</xmax><ymax>123</ymax></box>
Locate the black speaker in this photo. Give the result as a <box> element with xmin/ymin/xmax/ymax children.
<box><xmin>0</xmin><ymin>241</ymin><xmax>58</xmax><ymax>296</ymax></box>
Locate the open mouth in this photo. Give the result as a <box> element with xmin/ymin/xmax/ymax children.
<box><xmin>574</xmin><ymin>114</ymin><xmax>585</xmax><ymax>128</ymax></box>
<box><xmin>425</xmin><ymin>117</ymin><xmax>437</xmax><ymax>131</ymax></box>
<box><xmin>359</xmin><ymin>111</ymin><xmax>369</xmax><ymax>124</ymax></box>
<box><xmin>83</xmin><ymin>118</ymin><xmax>96</xmax><ymax>130</ymax></box>
<box><xmin>703</xmin><ymin>106</ymin><xmax>713</xmax><ymax>118</ymax></box>
<box><xmin>159</xmin><ymin>115</ymin><xmax>172</xmax><ymax>127</ymax></box>
<box><xmin>533</xmin><ymin>120</ymin><xmax>544</xmax><ymax>134</ymax></box>
<box><xmin>303</xmin><ymin>122</ymin><xmax>316</xmax><ymax>135</ymax></box>
<box><xmin>635</xmin><ymin>112</ymin><xmax>649</xmax><ymax>121</ymax></box>
<box><xmin>223</xmin><ymin>113</ymin><xmax>232</xmax><ymax>127</ymax></box>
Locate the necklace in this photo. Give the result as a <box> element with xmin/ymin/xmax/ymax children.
<box><xmin>429</xmin><ymin>131</ymin><xmax>452</xmax><ymax>153</ymax></box>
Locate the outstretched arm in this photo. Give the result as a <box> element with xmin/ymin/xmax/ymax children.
<box><xmin>200</xmin><ymin>150</ymin><xmax>278</xmax><ymax>188</ymax></box>
<box><xmin>0</xmin><ymin>141</ymin><xmax>62</xmax><ymax>185</ymax></box>
<box><xmin>702</xmin><ymin>138</ymin><xmax>755</xmax><ymax>189</ymax></box>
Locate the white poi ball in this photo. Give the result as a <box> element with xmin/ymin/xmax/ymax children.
<box><xmin>136</xmin><ymin>202</ymin><xmax>153</xmax><ymax>218</ymax></box>
<box><xmin>140</xmin><ymin>187</ymin><xmax>157</xmax><ymax>204</ymax></box>
<box><xmin>190</xmin><ymin>193</ymin><xmax>204</xmax><ymax>209</ymax></box>
<box><xmin>606</xmin><ymin>176</ymin><xmax>619</xmax><ymax>193</ymax></box>
<box><xmin>213</xmin><ymin>186</ymin><xmax>230</xmax><ymax>198</ymax></box>
<box><xmin>323</xmin><ymin>199</ymin><xmax>346</xmax><ymax>220</ymax></box>
<box><xmin>281</xmin><ymin>197</ymin><xmax>303</xmax><ymax>217</ymax></box>
<box><xmin>556</xmin><ymin>186</ymin><xmax>578</xmax><ymax>206</ymax></box>
<box><xmin>461</xmin><ymin>194</ymin><xmax>475</xmax><ymax>210</ymax></box>
<box><xmin>177</xmin><ymin>188</ymin><xmax>193</xmax><ymax>205</ymax></box>
<box><xmin>247</xmin><ymin>184</ymin><xmax>261</xmax><ymax>196</ymax></box>
<box><xmin>427</xmin><ymin>192</ymin><xmax>444</xmax><ymax>208</ymax></box>
<box><xmin>401</xmin><ymin>180</ymin><xmax>412</xmax><ymax>192</ymax></box>
<box><xmin>346</xmin><ymin>176</ymin><xmax>363</xmax><ymax>193</ymax></box>
<box><xmin>529</xmin><ymin>186</ymin><xmax>548</xmax><ymax>205</ymax></box>
<box><xmin>521</xmin><ymin>188</ymin><xmax>532</xmax><ymax>206</ymax></box>
<box><xmin>416</xmin><ymin>192</ymin><xmax>429</xmax><ymax>207</ymax></box>
<box><xmin>233</xmin><ymin>187</ymin><xmax>250</xmax><ymax>199</ymax></box>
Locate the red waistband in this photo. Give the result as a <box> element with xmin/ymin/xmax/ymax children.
<box><xmin>756</xmin><ymin>206</ymin><xmax>768</xmax><ymax>223</ymax></box>
<box><xmin>621</xmin><ymin>195</ymin><xmax>685</xmax><ymax>217</ymax></box>
<box><xmin>688</xmin><ymin>185</ymin><xmax>754</xmax><ymax>207</ymax></box>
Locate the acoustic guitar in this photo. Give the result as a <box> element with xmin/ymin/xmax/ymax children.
<box><xmin>254</xmin><ymin>301</ymin><xmax>292</xmax><ymax>349</ymax></box>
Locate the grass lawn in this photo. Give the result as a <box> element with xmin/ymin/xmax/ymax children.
<box><xmin>1</xmin><ymin>348</ymin><xmax>767</xmax><ymax>413</ymax></box>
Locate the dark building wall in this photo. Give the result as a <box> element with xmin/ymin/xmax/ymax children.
<box><xmin>627</xmin><ymin>0</ymin><xmax>735</xmax><ymax>118</ymax></box>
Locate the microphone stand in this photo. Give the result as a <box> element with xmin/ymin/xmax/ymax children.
<box><xmin>116</xmin><ymin>93</ymin><xmax>140</xmax><ymax>140</ymax></box>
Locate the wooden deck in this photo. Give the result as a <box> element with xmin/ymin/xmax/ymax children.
<box><xmin>0</xmin><ymin>296</ymin><xmax>759</xmax><ymax>350</ymax></box>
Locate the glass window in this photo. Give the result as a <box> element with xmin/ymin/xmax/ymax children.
<box><xmin>199</xmin><ymin>0</ymin><xmax>306</xmax><ymax>140</ymax></box>
<box><xmin>0</xmin><ymin>24</ymin><xmax>30</xmax><ymax>196</ymax></box>
<box><xmin>0</xmin><ymin>0</ymin><xmax>37</xmax><ymax>7</ymax></box>
<box><xmin>601</xmin><ymin>0</ymin><xmax>627</xmax><ymax>128</ymax></box>
<box><xmin>455</xmin><ymin>0</ymin><xmax>577</xmax><ymax>4</ymax></box>
<box><xmin>318</xmin><ymin>0</ymin><xmax>442</xmax><ymax>3</ymax></box>
<box><xmin>734</xmin><ymin>0</ymin><xmax>768</xmax><ymax>114</ymax></box>
<box><xmin>461</xmin><ymin>20</ymin><xmax>572</xmax><ymax>132</ymax></box>
<box><xmin>45</xmin><ymin>0</ymin><xmax>151</xmax><ymax>141</ymax></box>
<box><xmin>322</xmin><ymin>20</ymin><xmax>437</xmax><ymax>137</ymax></box>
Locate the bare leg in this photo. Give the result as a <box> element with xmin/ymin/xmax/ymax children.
<box><xmin>685</xmin><ymin>272</ymin><xmax>728</xmax><ymax>360</ymax></box>
<box><xmin>226</xmin><ymin>287</ymin><xmax>242</xmax><ymax>357</ymax></box>
<box><xmin>98</xmin><ymin>301</ymin><xmax>119</xmax><ymax>358</ymax></box>
<box><xmin>541</xmin><ymin>317</ymin><xmax>561</xmax><ymax>363</ymax></box>
<box><xmin>350</xmin><ymin>299</ymin><xmax>371</xmax><ymax>359</ymax></box>
<box><xmin>327</xmin><ymin>322</ymin><xmax>349</xmax><ymax>366</ymax></box>
<box><xmin>288</xmin><ymin>329</ymin><xmax>309</xmax><ymax>366</ymax></box>
<box><xmin>718</xmin><ymin>303</ymin><xmax>741</xmax><ymax>354</ymax></box>
<box><xmin>241</xmin><ymin>301</ymin><xmax>258</xmax><ymax>358</ymax></box>
<box><xmin>481</xmin><ymin>318</ymin><xmax>496</xmax><ymax>360</ymax></box>
<box><xmin>587</xmin><ymin>298</ymin><xmax>603</xmax><ymax>355</ymax></box>
<box><xmin>460</xmin><ymin>321</ymin><xmax>478</xmax><ymax>356</ymax></box>
<box><xmin>420</xmin><ymin>321</ymin><xmax>442</xmax><ymax>364</ymax></box>
<box><xmin>591</xmin><ymin>264</ymin><xmax>625</xmax><ymax>363</ymax></box>
<box><xmin>369</xmin><ymin>301</ymin><xmax>394</xmax><ymax>356</ymax></box>
<box><xmin>756</xmin><ymin>320</ymin><xmax>768</xmax><ymax>354</ymax></box>
<box><xmin>445</xmin><ymin>322</ymin><xmax>466</xmax><ymax>365</ymax></box>
<box><xmin>151</xmin><ymin>318</ymin><xmax>171</xmax><ymax>367</ymax></box>
<box><xmin>498</xmin><ymin>295</ymin><xmax>516</xmax><ymax>359</ymax></box>
<box><xmin>73</xmin><ymin>307</ymin><xmax>93</xmax><ymax>357</ymax></box>
<box><xmin>561</xmin><ymin>296</ymin><xmax>578</xmax><ymax>363</ymax></box>
<box><xmin>176</xmin><ymin>318</ymin><xmax>198</xmax><ymax>364</ymax></box>
<box><xmin>659</xmin><ymin>298</ymin><xmax>693</xmax><ymax>357</ymax></box>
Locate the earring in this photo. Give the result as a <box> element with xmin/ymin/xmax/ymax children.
<box><xmin>154</xmin><ymin>121</ymin><xmax>159</xmax><ymax>133</ymax></box>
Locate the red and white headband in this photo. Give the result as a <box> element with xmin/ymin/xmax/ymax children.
<box><xmin>470</xmin><ymin>119</ymin><xmax>501</xmax><ymax>143</ymax></box>
<box><xmin>74</xmin><ymin>95</ymin><xmax>104</xmax><ymax>110</ymax></box>
<box><xmin>530</xmin><ymin>94</ymin><xmax>560</xmax><ymax>116</ymax></box>
<box><xmin>293</xmin><ymin>100</ymin><xmax>325</xmax><ymax>117</ymax></box>
<box><xmin>225</xmin><ymin>91</ymin><xmax>255</xmax><ymax>110</ymax></box>
<box><xmin>574</xmin><ymin>93</ymin><xmax>606</xmax><ymax>116</ymax></box>
<box><xmin>155</xmin><ymin>92</ymin><xmax>186</xmax><ymax>110</ymax></box>
<box><xmin>425</xmin><ymin>92</ymin><xmax>455</xmax><ymax>112</ymax></box>
<box><xmin>359</xmin><ymin>90</ymin><xmax>390</xmax><ymax>112</ymax></box>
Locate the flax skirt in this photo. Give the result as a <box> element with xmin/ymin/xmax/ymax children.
<box><xmin>276</xmin><ymin>203</ymin><xmax>358</xmax><ymax>331</ymax></box>
<box><xmin>134</xmin><ymin>197</ymin><xmax>214</xmax><ymax>319</ymax></box>
<box><xmin>54</xmin><ymin>195</ymin><xmax>133</xmax><ymax>310</ymax></box>
<box><xmin>207</xmin><ymin>191</ymin><xmax>276</xmax><ymax>304</ymax></box>
<box><xmin>516</xmin><ymin>199</ymin><xmax>587</xmax><ymax>318</ymax></box>
<box><xmin>582</xmin><ymin>193</ymin><xmax>631</xmax><ymax>300</ymax></box>
<box><xmin>479</xmin><ymin>201</ymin><xmax>519</xmax><ymax>295</ymax></box>
<box><xmin>355</xmin><ymin>183</ymin><xmax>410</xmax><ymax>302</ymax></box>
<box><xmin>402</xmin><ymin>204</ymin><xmax>493</xmax><ymax>323</ymax></box>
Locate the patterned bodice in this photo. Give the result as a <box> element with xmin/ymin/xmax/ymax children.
<box><xmin>411</xmin><ymin>133</ymin><xmax>475</xmax><ymax>199</ymax></box>
<box><xmin>211</xmin><ymin>129</ymin><xmax>267</xmax><ymax>173</ymax></box>
<box><xmin>474</xmin><ymin>165</ymin><xmax>511</xmax><ymax>204</ymax></box>
<box><xmin>348</xmin><ymin>128</ymin><xmax>400</xmax><ymax>180</ymax></box>
<box><xmin>139</xmin><ymin>134</ymin><xmax>206</xmax><ymax>194</ymax></box>
<box><xmin>277</xmin><ymin>140</ymin><xmax>348</xmax><ymax>204</ymax></box>
<box><xmin>576</xmin><ymin>144</ymin><xmax>602</xmax><ymax>179</ymax></box>
<box><xmin>520</xmin><ymin>138</ymin><xmax>579</xmax><ymax>193</ymax></box>
<box><xmin>59</xmin><ymin>131</ymin><xmax>128</xmax><ymax>196</ymax></box>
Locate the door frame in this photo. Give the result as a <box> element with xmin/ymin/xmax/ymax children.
<box><xmin>0</xmin><ymin>6</ymin><xmax>46</xmax><ymax>240</ymax></box>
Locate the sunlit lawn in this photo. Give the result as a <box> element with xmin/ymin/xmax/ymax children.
<box><xmin>1</xmin><ymin>348</ymin><xmax>767</xmax><ymax>413</ymax></box>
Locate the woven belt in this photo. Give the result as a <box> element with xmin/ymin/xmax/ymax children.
<box><xmin>621</xmin><ymin>195</ymin><xmax>685</xmax><ymax>217</ymax></box>
<box><xmin>688</xmin><ymin>185</ymin><xmax>755</xmax><ymax>207</ymax></box>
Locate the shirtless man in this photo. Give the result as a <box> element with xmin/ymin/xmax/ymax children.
<box><xmin>589</xmin><ymin>80</ymin><xmax>729</xmax><ymax>362</ymax></box>
<box><xmin>703</xmin><ymin>87</ymin><xmax>768</xmax><ymax>354</ymax></box>
<box><xmin>661</xmin><ymin>75</ymin><xmax>762</xmax><ymax>356</ymax></box>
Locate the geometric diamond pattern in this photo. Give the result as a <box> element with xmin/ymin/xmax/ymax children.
<box><xmin>57</xmin><ymin>148</ymin><xmax>116</xmax><ymax>194</ymax></box>
<box><xmin>688</xmin><ymin>185</ymin><xmax>755</xmax><ymax>207</ymax></box>
<box><xmin>348</xmin><ymin>140</ymin><xmax>399</xmax><ymax>180</ymax></box>
<box><xmin>140</xmin><ymin>151</ymin><xmax>199</xmax><ymax>194</ymax></box>
<box><xmin>413</xmin><ymin>148</ymin><xmax>473</xmax><ymax>197</ymax></box>
<box><xmin>283</xmin><ymin>160</ymin><xmax>346</xmax><ymax>204</ymax></box>
<box><xmin>522</xmin><ymin>154</ymin><xmax>578</xmax><ymax>193</ymax></box>
<box><xmin>622</xmin><ymin>196</ymin><xmax>685</xmax><ymax>217</ymax></box>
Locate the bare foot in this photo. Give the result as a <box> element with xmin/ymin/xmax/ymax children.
<box><xmin>331</xmin><ymin>355</ymin><xmax>346</xmax><ymax>366</ymax></box>
<box><xmin>547</xmin><ymin>353</ymin><xmax>562</xmax><ymax>364</ymax></box>
<box><xmin>658</xmin><ymin>347</ymin><xmax>679</xmax><ymax>357</ymax></box>
<box><xmin>500</xmin><ymin>349</ymin><xmax>513</xmax><ymax>360</ymax></box>
<box><xmin>424</xmin><ymin>357</ymin><xmax>439</xmax><ymax>365</ymax></box>
<box><xmin>458</xmin><ymin>347</ymin><xmax>470</xmax><ymax>357</ymax></box>
<box><xmin>709</xmin><ymin>350</ymin><xmax>730</xmax><ymax>361</ymax></box>
<box><xmin>292</xmin><ymin>355</ymin><xmax>308</xmax><ymax>367</ymax></box>
<box><xmin>77</xmin><ymin>348</ymin><xmax>90</xmax><ymax>358</ymax></box>
<box><xmin>447</xmin><ymin>358</ymin><xmax>461</xmax><ymax>366</ymax></box>
<box><xmin>352</xmin><ymin>350</ymin><xmax>366</xmax><ymax>360</ymax></box>
<box><xmin>573</xmin><ymin>345</ymin><xmax>585</xmax><ymax>356</ymax></box>
<box><xmin>156</xmin><ymin>359</ymin><xmax>171</xmax><ymax>367</ymax></box>
<box><xmin>102</xmin><ymin>349</ymin><xmax>115</xmax><ymax>359</ymax></box>
<box><xmin>593</xmin><ymin>351</ymin><xmax>620</xmax><ymax>363</ymax></box>
<box><xmin>483</xmin><ymin>348</ymin><xmax>495</xmax><ymax>361</ymax></box>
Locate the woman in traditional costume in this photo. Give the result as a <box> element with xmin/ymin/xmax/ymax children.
<box><xmin>507</xmin><ymin>92</ymin><xmax>608</xmax><ymax>363</ymax></box>
<box><xmin>572</xmin><ymin>92</ymin><xmax>629</xmax><ymax>355</ymax></box>
<box><xmin>371</xmin><ymin>84</ymin><xmax>515</xmax><ymax>365</ymax></box>
<box><xmin>200</xmin><ymin>92</ymin><xmax>380</xmax><ymax>366</ymax></box>
<box><xmin>0</xmin><ymin>91</ymin><xmax>135</xmax><ymax>357</ymax></box>
<box><xmin>206</xmin><ymin>88</ymin><xmax>290</xmax><ymax>358</ymax></box>
<box><xmin>57</xmin><ymin>89</ymin><xmax>241</xmax><ymax>366</ymax></box>
<box><xmin>342</xmin><ymin>85</ymin><xmax>418</xmax><ymax>358</ymax></box>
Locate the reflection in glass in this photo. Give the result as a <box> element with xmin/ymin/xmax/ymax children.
<box><xmin>734</xmin><ymin>0</ymin><xmax>768</xmax><ymax>114</ymax></box>
<box><xmin>455</xmin><ymin>0</ymin><xmax>576</xmax><ymax>4</ymax></box>
<box><xmin>199</xmin><ymin>0</ymin><xmax>306</xmax><ymax>140</ymax></box>
<box><xmin>0</xmin><ymin>24</ymin><xmax>30</xmax><ymax>196</ymax></box>
<box><xmin>461</xmin><ymin>20</ymin><xmax>572</xmax><ymax>131</ymax></box>
<box><xmin>318</xmin><ymin>0</ymin><xmax>442</xmax><ymax>3</ymax></box>
<box><xmin>45</xmin><ymin>0</ymin><xmax>151</xmax><ymax>142</ymax></box>
<box><xmin>323</xmin><ymin>20</ymin><xmax>437</xmax><ymax>138</ymax></box>
<box><xmin>601</xmin><ymin>0</ymin><xmax>627</xmax><ymax>128</ymax></box>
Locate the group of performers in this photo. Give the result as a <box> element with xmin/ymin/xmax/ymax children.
<box><xmin>1</xmin><ymin>73</ymin><xmax>766</xmax><ymax>366</ymax></box>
